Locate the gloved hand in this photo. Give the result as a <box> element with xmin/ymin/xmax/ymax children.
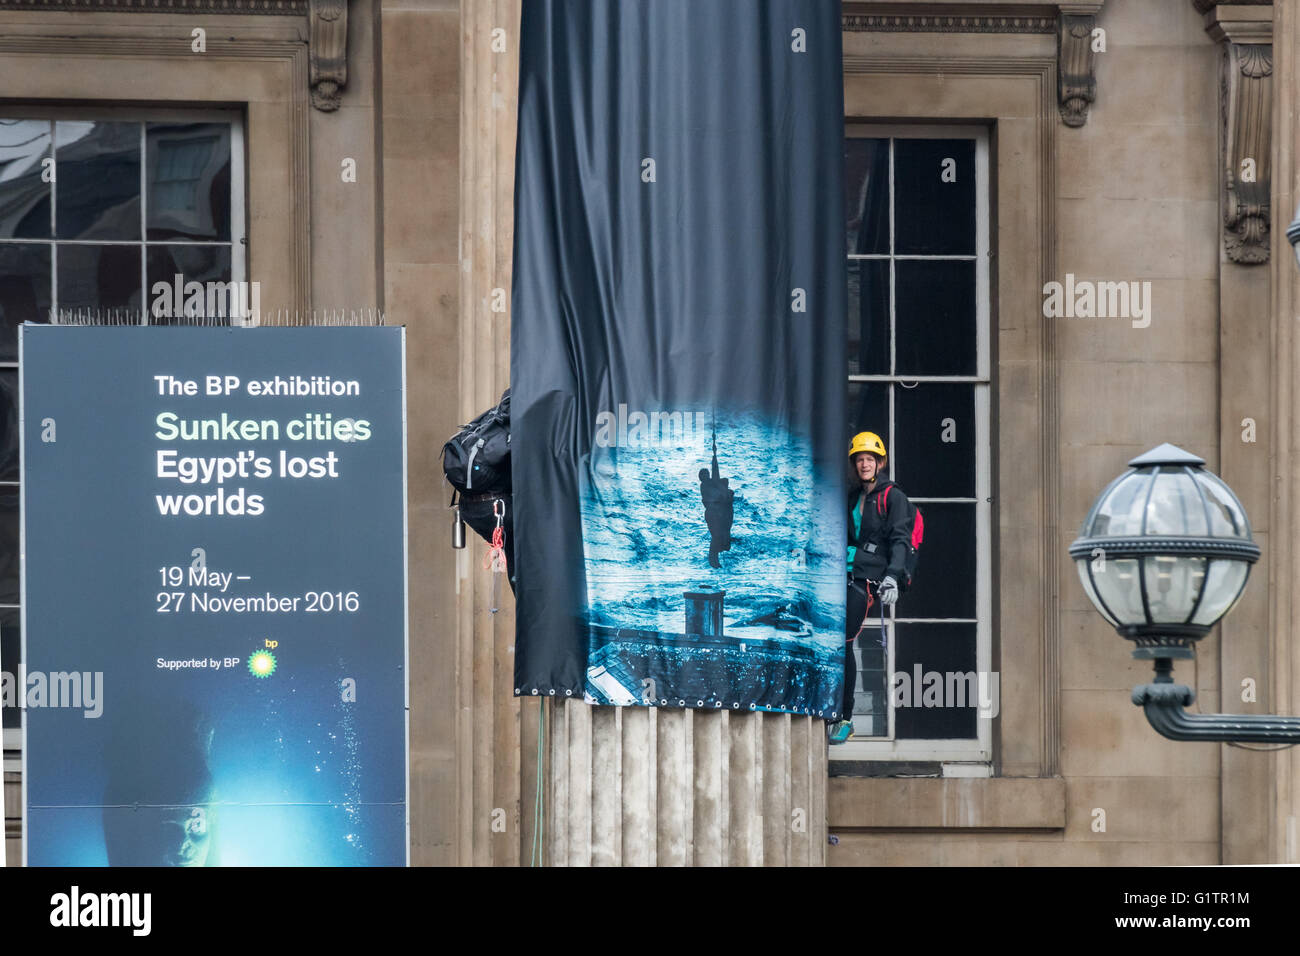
<box><xmin>878</xmin><ymin>575</ymin><xmax>899</xmax><ymax>606</ymax></box>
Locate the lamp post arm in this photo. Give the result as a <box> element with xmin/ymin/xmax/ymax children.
<box><xmin>1132</xmin><ymin>682</ymin><xmax>1300</xmax><ymax>743</ymax></box>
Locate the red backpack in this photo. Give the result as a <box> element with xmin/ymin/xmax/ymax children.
<box><xmin>876</xmin><ymin>485</ymin><xmax>924</xmax><ymax>590</ymax></box>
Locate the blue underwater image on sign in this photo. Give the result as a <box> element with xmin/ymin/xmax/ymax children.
<box><xmin>579</xmin><ymin>408</ymin><xmax>843</xmax><ymax>715</ymax></box>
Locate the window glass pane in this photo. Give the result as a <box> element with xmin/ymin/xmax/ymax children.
<box><xmin>851</xmin><ymin>628</ymin><xmax>888</xmax><ymax>736</ymax></box>
<box><xmin>893</xmin><ymin>383</ymin><xmax>975</xmax><ymax>497</ymax></box>
<box><xmin>57</xmin><ymin>244</ymin><xmax>141</xmax><ymax>319</ymax></box>
<box><xmin>147</xmin><ymin>245</ymin><xmax>234</xmax><ymax>323</ymax></box>
<box><xmin>55</xmin><ymin>120</ymin><xmax>141</xmax><ymax>240</ymax></box>
<box><xmin>845</xmin><ymin>138</ymin><xmax>888</xmax><ymax>255</ymax></box>
<box><xmin>894</xmin><ymin>139</ymin><xmax>976</xmax><ymax>255</ymax></box>
<box><xmin>0</xmin><ymin>370</ymin><xmax>16</xmax><ymax>482</ymax></box>
<box><xmin>847</xmin><ymin>259</ymin><xmax>888</xmax><ymax>375</ymax></box>
<box><xmin>895</xmin><ymin>259</ymin><xmax>976</xmax><ymax>376</ymax></box>
<box><xmin>900</xmin><ymin>501</ymin><xmax>975</xmax><ymax>619</ymax></box>
<box><xmin>0</xmin><ymin>489</ymin><xmax>15</xmax><ymax>608</ymax></box>
<box><xmin>847</xmin><ymin>380</ymin><xmax>889</xmax><ymax>462</ymax></box>
<box><xmin>0</xmin><ymin>118</ymin><xmax>53</xmax><ymax>239</ymax></box>
<box><xmin>1</xmin><ymin>607</ymin><xmax>17</xmax><ymax>729</ymax></box>
<box><xmin>894</xmin><ymin>622</ymin><xmax>979</xmax><ymax>739</ymax></box>
<box><xmin>147</xmin><ymin>123</ymin><xmax>231</xmax><ymax>241</ymax></box>
<box><xmin>0</xmin><ymin>242</ymin><xmax>52</xmax><ymax>360</ymax></box>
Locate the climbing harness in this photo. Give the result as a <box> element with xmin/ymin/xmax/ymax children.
<box><xmin>849</xmin><ymin>578</ymin><xmax>889</xmax><ymax>650</ymax></box>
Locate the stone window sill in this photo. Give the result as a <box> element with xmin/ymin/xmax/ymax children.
<box><xmin>829</xmin><ymin>775</ymin><xmax>1065</xmax><ymax>829</ymax></box>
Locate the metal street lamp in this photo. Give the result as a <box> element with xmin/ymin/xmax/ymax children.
<box><xmin>1070</xmin><ymin>444</ymin><xmax>1300</xmax><ymax>742</ymax></box>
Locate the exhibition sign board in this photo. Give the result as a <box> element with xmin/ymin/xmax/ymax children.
<box><xmin>19</xmin><ymin>325</ymin><xmax>408</xmax><ymax>866</ymax></box>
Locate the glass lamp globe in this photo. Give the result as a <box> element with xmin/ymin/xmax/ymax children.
<box><xmin>1068</xmin><ymin>444</ymin><xmax>1260</xmax><ymax>659</ymax></box>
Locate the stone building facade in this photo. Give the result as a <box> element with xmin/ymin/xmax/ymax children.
<box><xmin>2</xmin><ymin>0</ymin><xmax>1298</xmax><ymax>866</ymax></box>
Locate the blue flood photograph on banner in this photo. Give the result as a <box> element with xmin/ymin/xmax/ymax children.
<box><xmin>19</xmin><ymin>325</ymin><xmax>408</xmax><ymax>866</ymax></box>
<box><xmin>580</xmin><ymin>406</ymin><xmax>844</xmax><ymax>713</ymax></box>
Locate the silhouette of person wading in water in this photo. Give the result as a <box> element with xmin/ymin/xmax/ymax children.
<box><xmin>699</xmin><ymin>426</ymin><xmax>735</xmax><ymax>568</ymax></box>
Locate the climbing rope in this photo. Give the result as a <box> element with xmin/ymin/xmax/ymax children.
<box><xmin>849</xmin><ymin>579</ymin><xmax>889</xmax><ymax>649</ymax></box>
<box><xmin>531</xmin><ymin>698</ymin><xmax>546</xmax><ymax>866</ymax></box>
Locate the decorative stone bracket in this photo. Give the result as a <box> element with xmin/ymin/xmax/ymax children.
<box><xmin>1223</xmin><ymin>43</ymin><xmax>1272</xmax><ymax>263</ymax></box>
<box><xmin>309</xmin><ymin>0</ymin><xmax>348</xmax><ymax>111</ymax></box>
<box><xmin>1201</xmin><ymin>1</ymin><xmax>1274</xmax><ymax>265</ymax></box>
<box><xmin>1058</xmin><ymin>6</ymin><xmax>1102</xmax><ymax>127</ymax></box>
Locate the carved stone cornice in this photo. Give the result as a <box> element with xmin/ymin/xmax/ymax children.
<box><xmin>1057</xmin><ymin>10</ymin><xmax>1098</xmax><ymax>126</ymax></box>
<box><xmin>0</xmin><ymin>0</ymin><xmax>349</xmax><ymax>112</ymax></box>
<box><xmin>840</xmin><ymin>4</ymin><xmax>1108</xmax><ymax>128</ymax></box>
<box><xmin>308</xmin><ymin>0</ymin><xmax>347</xmax><ymax>111</ymax></box>
<box><xmin>842</xmin><ymin>13</ymin><xmax>1055</xmax><ymax>33</ymax></box>
<box><xmin>1202</xmin><ymin>2</ymin><xmax>1273</xmax><ymax>46</ymax></box>
<box><xmin>1193</xmin><ymin>0</ymin><xmax>1271</xmax><ymax>16</ymax></box>
<box><xmin>0</xmin><ymin>0</ymin><xmax>307</xmax><ymax>12</ymax></box>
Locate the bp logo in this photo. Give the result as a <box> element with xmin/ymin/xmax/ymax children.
<box><xmin>248</xmin><ymin>650</ymin><xmax>277</xmax><ymax>678</ymax></box>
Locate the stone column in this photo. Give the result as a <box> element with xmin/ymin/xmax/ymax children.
<box><xmin>1200</xmin><ymin>0</ymin><xmax>1277</xmax><ymax>865</ymax></box>
<box><xmin>455</xmin><ymin>0</ymin><xmax>537</xmax><ymax>867</ymax></box>
<box><xmin>1270</xmin><ymin>0</ymin><xmax>1300</xmax><ymax>866</ymax></box>
<box><xmin>548</xmin><ymin>703</ymin><xmax>827</xmax><ymax>866</ymax></box>
<box><xmin>380</xmin><ymin>0</ymin><xmax>469</xmax><ymax>865</ymax></box>
<box><xmin>457</xmin><ymin>0</ymin><xmax>829</xmax><ymax>866</ymax></box>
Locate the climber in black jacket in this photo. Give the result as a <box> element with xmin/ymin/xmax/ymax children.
<box><xmin>831</xmin><ymin>430</ymin><xmax>914</xmax><ymax>744</ymax></box>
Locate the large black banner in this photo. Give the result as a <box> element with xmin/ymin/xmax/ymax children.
<box><xmin>512</xmin><ymin>0</ymin><xmax>846</xmax><ymax>716</ymax></box>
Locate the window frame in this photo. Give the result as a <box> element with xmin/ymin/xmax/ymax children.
<box><xmin>837</xmin><ymin>122</ymin><xmax>994</xmax><ymax>765</ymax></box>
<box><xmin>1</xmin><ymin>104</ymin><xmax>246</xmax><ymax>754</ymax></box>
<box><xmin>0</xmin><ymin>105</ymin><xmax>247</xmax><ymax>327</ymax></box>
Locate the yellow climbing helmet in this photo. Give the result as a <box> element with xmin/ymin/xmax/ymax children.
<box><xmin>848</xmin><ymin>431</ymin><xmax>887</xmax><ymax>464</ymax></box>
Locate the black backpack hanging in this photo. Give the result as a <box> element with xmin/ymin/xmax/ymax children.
<box><xmin>442</xmin><ymin>389</ymin><xmax>511</xmax><ymax>495</ymax></box>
